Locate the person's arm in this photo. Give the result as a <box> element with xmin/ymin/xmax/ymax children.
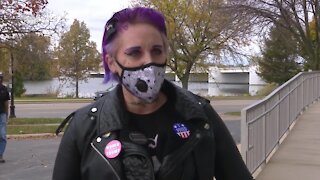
<box><xmin>52</xmin><ymin>114</ymin><xmax>81</xmax><ymax>180</ymax></box>
<box><xmin>4</xmin><ymin>100</ymin><xmax>8</xmax><ymax>118</ymax></box>
<box><xmin>204</xmin><ymin>104</ymin><xmax>253</xmax><ymax>180</ymax></box>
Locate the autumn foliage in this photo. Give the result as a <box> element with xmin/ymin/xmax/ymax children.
<box><xmin>0</xmin><ymin>0</ymin><xmax>48</xmax><ymax>16</ymax></box>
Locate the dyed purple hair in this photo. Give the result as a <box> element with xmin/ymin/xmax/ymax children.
<box><xmin>101</xmin><ymin>7</ymin><xmax>167</xmax><ymax>83</ymax></box>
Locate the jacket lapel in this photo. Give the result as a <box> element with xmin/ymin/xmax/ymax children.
<box><xmin>91</xmin><ymin>131</ymin><xmax>124</xmax><ymax>180</ymax></box>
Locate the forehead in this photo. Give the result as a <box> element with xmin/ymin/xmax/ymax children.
<box><xmin>116</xmin><ymin>23</ymin><xmax>164</xmax><ymax>48</ymax></box>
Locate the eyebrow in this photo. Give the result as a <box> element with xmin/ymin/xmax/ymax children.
<box><xmin>153</xmin><ymin>45</ymin><xmax>164</xmax><ymax>49</ymax></box>
<box><xmin>124</xmin><ymin>45</ymin><xmax>164</xmax><ymax>53</ymax></box>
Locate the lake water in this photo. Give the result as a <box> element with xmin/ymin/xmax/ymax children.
<box><xmin>23</xmin><ymin>77</ymin><xmax>265</xmax><ymax>98</ymax></box>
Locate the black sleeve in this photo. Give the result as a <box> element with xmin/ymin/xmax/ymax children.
<box><xmin>204</xmin><ymin>104</ymin><xmax>253</xmax><ymax>180</ymax></box>
<box><xmin>5</xmin><ymin>88</ymin><xmax>10</xmax><ymax>101</ymax></box>
<box><xmin>52</xmin><ymin>114</ymin><xmax>81</xmax><ymax>180</ymax></box>
<box><xmin>0</xmin><ymin>86</ymin><xmax>10</xmax><ymax>101</ymax></box>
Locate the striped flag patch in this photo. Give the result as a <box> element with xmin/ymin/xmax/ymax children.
<box><xmin>173</xmin><ymin>123</ymin><xmax>190</xmax><ymax>139</ymax></box>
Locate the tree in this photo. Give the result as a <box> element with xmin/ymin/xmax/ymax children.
<box><xmin>13</xmin><ymin>71</ymin><xmax>26</xmax><ymax>97</ymax></box>
<box><xmin>257</xmin><ymin>24</ymin><xmax>301</xmax><ymax>84</ymax></box>
<box><xmin>0</xmin><ymin>0</ymin><xmax>65</xmax><ymax>57</ymax></box>
<box><xmin>0</xmin><ymin>48</ymin><xmax>10</xmax><ymax>79</ymax></box>
<box><xmin>57</xmin><ymin>19</ymin><xmax>101</xmax><ymax>98</ymax></box>
<box><xmin>0</xmin><ymin>0</ymin><xmax>48</xmax><ymax>17</ymax></box>
<box><xmin>0</xmin><ymin>0</ymin><xmax>65</xmax><ymax>89</ymax></box>
<box><xmin>135</xmin><ymin>0</ymin><xmax>252</xmax><ymax>89</ymax></box>
<box><xmin>0</xmin><ymin>0</ymin><xmax>63</xmax><ymax>37</ymax></box>
<box><xmin>14</xmin><ymin>33</ymin><xmax>53</xmax><ymax>80</ymax></box>
<box><xmin>228</xmin><ymin>0</ymin><xmax>320</xmax><ymax>71</ymax></box>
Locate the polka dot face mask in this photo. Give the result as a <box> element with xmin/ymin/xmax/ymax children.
<box><xmin>115</xmin><ymin>60</ymin><xmax>166</xmax><ymax>103</ymax></box>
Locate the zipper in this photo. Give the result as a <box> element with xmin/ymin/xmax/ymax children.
<box><xmin>91</xmin><ymin>142</ymin><xmax>121</xmax><ymax>180</ymax></box>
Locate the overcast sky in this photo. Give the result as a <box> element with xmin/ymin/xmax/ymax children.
<box><xmin>46</xmin><ymin>0</ymin><xmax>131</xmax><ymax>51</ymax></box>
<box><xmin>46</xmin><ymin>0</ymin><xmax>260</xmax><ymax>59</ymax></box>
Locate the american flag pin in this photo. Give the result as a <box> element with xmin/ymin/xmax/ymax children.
<box><xmin>173</xmin><ymin>123</ymin><xmax>190</xmax><ymax>139</ymax></box>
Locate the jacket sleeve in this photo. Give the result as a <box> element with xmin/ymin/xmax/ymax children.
<box><xmin>204</xmin><ymin>103</ymin><xmax>253</xmax><ymax>180</ymax></box>
<box><xmin>52</xmin><ymin>113</ymin><xmax>81</xmax><ymax>180</ymax></box>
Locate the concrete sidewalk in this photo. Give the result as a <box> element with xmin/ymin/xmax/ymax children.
<box><xmin>0</xmin><ymin>136</ymin><xmax>61</xmax><ymax>180</ymax></box>
<box><xmin>257</xmin><ymin>101</ymin><xmax>320</xmax><ymax>180</ymax></box>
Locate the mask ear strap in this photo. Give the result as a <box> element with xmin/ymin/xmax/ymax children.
<box><xmin>112</xmin><ymin>57</ymin><xmax>125</xmax><ymax>82</ymax></box>
<box><xmin>114</xmin><ymin>58</ymin><xmax>126</xmax><ymax>70</ymax></box>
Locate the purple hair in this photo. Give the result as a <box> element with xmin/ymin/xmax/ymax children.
<box><xmin>101</xmin><ymin>7</ymin><xmax>167</xmax><ymax>83</ymax></box>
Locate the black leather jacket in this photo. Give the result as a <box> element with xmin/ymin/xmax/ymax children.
<box><xmin>52</xmin><ymin>80</ymin><xmax>253</xmax><ymax>180</ymax></box>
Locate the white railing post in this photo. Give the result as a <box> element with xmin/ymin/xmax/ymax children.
<box><xmin>241</xmin><ymin>72</ymin><xmax>320</xmax><ymax>175</ymax></box>
<box><xmin>241</xmin><ymin>108</ymin><xmax>248</xmax><ymax>164</ymax></box>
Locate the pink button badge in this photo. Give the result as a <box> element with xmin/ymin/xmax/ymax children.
<box><xmin>104</xmin><ymin>140</ymin><xmax>122</xmax><ymax>159</ymax></box>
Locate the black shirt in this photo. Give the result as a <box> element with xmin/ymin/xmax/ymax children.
<box><xmin>128</xmin><ymin>99</ymin><xmax>194</xmax><ymax>162</ymax></box>
<box><xmin>0</xmin><ymin>84</ymin><xmax>10</xmax><ymax>114</ymax></box>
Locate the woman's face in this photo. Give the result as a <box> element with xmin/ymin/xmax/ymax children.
<box><xmin>108</xmin><ymin>23</ymin><xmax>167</xmax><ymax>74</ymax></box>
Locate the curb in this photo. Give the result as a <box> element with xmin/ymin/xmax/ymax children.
<box><xmin>7</xmin><ymin>133</ymin><xmax>63</xmax><ymax>140</ymax></box>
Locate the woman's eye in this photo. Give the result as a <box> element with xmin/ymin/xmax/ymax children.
<box><xmin>126</xmin><ymin>50</ymin><xmax>141</xmax><ymax>57</ymax></box>
<box><xmin>152</xmin><ymin>48</ymin><xmax>162</xmax><ymax>55</ymax></box>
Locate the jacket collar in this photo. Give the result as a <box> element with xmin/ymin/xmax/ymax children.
<box><xmin>96</xmin><ymin>80</ymin><xmax>208</xmax><ymax>134</ymax></box>
<box><xmin>161</xmin><ymin>80</ymin><xmax>208</xmax><ymax>121</ymax></box>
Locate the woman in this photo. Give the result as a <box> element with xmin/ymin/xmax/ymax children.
<box><xmin>53</xmin><ymin>7</ymin><xmax>253</xmax><ymax>180</ymax></box>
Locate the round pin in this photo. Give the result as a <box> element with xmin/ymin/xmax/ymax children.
<box><xmin>173</xmin><ymin>123</ymin><xmax>190</xmax><ymax>139</ymax></box>
<box><xmin>104</xmin><ymin>140</ymin><xmax>121</xmax><ymax>159</ymax></box>
<box><xmin>91</xmin><ymin>107</ymin><xmax>98</xmax><ymax>113</ymax></box>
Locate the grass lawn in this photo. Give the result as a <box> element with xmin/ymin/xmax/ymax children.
<box><xmin>7</xmin><ymin>118</ymin><xmax>64</xmax><ymax>135</ymax></box>
<box><xmin>7</xmin><ymin>125</ymin><xmax>59</xmax><ymax>134</ymax></box>
<box><xmin>15</xmin><ymin>97</ymin><xmax>93</xmax><ymax>103</ymax></box>
<box><xmin>8</xmin><ymin>118</ymin><xmax>64</xmax><ymax>125</ymax></box>
<box><xmin>208</xmin><ymin>96</ymin><xmax>263</xmax><ymax>100</ymax></box>
<box><xmin>224</xmin><ymin>112</ymin><xmax>241</xmax><ymax>116</ymax></box>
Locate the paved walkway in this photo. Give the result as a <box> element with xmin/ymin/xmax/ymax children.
<box><xmin>0</xmin><ymin>136</ymin><xmax>60</xmax><ymax>180</ymax></box>
<box><xmin>257</xmin><ymin>101</ymin><xmax>320</xmax><ymax>180</ymax></box>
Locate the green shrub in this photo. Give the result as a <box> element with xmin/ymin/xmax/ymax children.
<box><xmin>256</xmin><ymin>83</ymin><xmax>278</xmax><ymax>96</ymax></box>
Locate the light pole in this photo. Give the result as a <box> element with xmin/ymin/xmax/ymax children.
<box><xmin>9</xmin><ymin>49</ymin><xmax>16</xmax><ymax>118</ymax></box>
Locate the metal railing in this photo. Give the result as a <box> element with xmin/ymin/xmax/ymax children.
<box><xmin>241</xmin><ymin>72</ymin><xmax>320</xmax><ymax>175</ymax></box>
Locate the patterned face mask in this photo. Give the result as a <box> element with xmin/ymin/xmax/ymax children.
<box><xmin>115</xmin><ymin>60</ymin><xmax>166</xmax><ymax>103</ymax></box>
